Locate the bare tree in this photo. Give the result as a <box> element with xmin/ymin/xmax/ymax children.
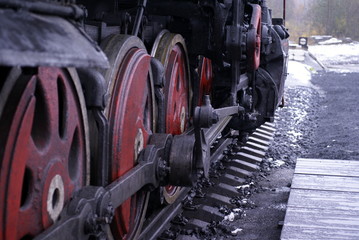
<box><xmin>268</xmin><ymin>0</ymin><xmax>359</xmax><ymax>41</ymax></box>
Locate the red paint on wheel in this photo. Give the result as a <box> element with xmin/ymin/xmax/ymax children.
<box><xmin>247</xmin><ymin>4</ymin><xmax>262</xmax><ymax>70</ymax></box>
<box><xmin>0</xmin><ymin>67</ymin><xmax>86</xmax><ymax>239</ymax></box>
<box><xmin>198</xmin><ymin>57</ymin><xmax>213</xmax><ymax>106</ymax></box>
<box><xmin>164</xmin><ymin>44</ymin><xmax>189</xmax><ymax>135</ymax></box>
<box><xmin>108</xmin><ymin>48</ymin><xmax>152</xmax><ymax>239</ymax></box>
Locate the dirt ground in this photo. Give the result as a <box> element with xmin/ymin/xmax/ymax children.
<box><xmin>304</xmin><ymin>71</ymin><xmax>359</xmax><ymax>160</ymax></box>
<box><xmin>231</xmin><ymin>52</ymin><xmax>359</xmax><ymax>239</ymax></box>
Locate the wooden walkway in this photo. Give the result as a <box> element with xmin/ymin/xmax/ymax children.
<box><xmin>281</xmin><ymin>158</ymin><xmax>359</xmax><ymax>240</ymax></box>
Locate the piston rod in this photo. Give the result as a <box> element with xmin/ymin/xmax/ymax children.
<box><xmin>34</xmin><ymin>101</ymin><xmax>243</xmax><ymax>239</ymax></box>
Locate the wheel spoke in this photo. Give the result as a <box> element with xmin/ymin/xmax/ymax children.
<box><xmin>6</xmin><ymin>89</ymin><xmax>36</xmax><ymax>239</ymax></box>
<box><xmin>31</xmin><ymin>69</ymin><xmax>56</xmax><ymax>150</ymax></box>
<box><xmin>0</xmin><ymin>67</ymin><xmax>88</xmax><ymax>239</ymax></box>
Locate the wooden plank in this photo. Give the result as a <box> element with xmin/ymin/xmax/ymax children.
<box><xmin>287</xmin><ymin>189</ymin><xmax>359</xmax><ymax>211</ymax></box>
<box><xmin>296</xmin><ymin>158</ymin><xmax>359</xmax><ymax>166</ymax></box>
<box><xmin>291</xmin><ymin>174</ymin><xmax>359</xmax><ymax>192</ymax></box>
<box><xmin>281</xmin><ymin>225</ymin><xmax>359</xmax><ymax>240</ymax></box>
<box><xmin>298</xmin><ymin>158</ymin><xmax>358</xmax><ymax>163</ymax></box>
<box><xmin>282</xmin><ymin>207</ymin><xmax>359</xmax><ymax>231</ymax></box>
<box><xmin>295</xmin><ymin>159</ymin><xmax>359</xmax><ymax>177</ymax></box>
<box><xmin>282</xmin><ymin>158</ymin><xmax>359</xmax><ymax>239</ymax></box>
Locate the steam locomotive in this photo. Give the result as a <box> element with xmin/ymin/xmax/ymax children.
<box><xmin>0</xmin><ymin>0</ymin><xmax>289</xmax><ymax>239</ymax></box>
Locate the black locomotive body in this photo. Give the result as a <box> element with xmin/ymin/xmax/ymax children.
<box><xmin>0</xmin><ymin>0</ymin><xmax>289</xmax><ymax>239</ymax></box>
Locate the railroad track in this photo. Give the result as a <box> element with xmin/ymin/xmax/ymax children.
<box><xmin>139</xmin><ymin>122</ymin><xmax>276</xmax><ymax>240</ymax></box>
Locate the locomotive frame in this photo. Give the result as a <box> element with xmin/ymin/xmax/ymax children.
<box><xmin>0</xmin><ymin>0</ymin><xmax>289</xmax><ymax>239</ymax></box>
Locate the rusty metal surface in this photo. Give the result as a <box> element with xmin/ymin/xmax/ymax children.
<box><xmin>0</xmin><ymin>9</ymin><xmax>108</xmax><ymax>68</ymax></box>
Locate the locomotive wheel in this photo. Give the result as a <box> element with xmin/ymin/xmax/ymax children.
<box><xmin>151</xmin><ymin>31</ymin><xmax>191</xmax><ymax>204</ymax></box>
<box><xmin>0</xmin><ymin>67</ymin><xmax>89</xmax><ymax>239</ymax></box>
<box><xmin>198</xmin><ymin>57</ymin><xmax>213</xmax><ymax>106</ymax></box>
<box><xmin>247</xmin><ymin>4</ymin><xmax>262</xmax><ymax>71</ymax></box>
<box><xmin>101</xmin><ymin>34</ymin><xmax>155</xmax><ymax>239</ymax></box>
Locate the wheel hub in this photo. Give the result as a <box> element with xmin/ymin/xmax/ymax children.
<box><xmin>46</xmin><ymin>174</ymin><xmax>65</xmax><ymax>222</ymax></box>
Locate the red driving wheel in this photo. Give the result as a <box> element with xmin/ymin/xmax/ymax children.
<box><xmin>101</xmin><ymin>35</ymin><xmax>154</xmax><ymax>239</ymax></box>
<box><xmin>198</xmin><ymin>57</ymin><xmax>213</xmax><ymax>106</ymax></box>
<box><xmin>0</xmin><ymin>67</ymin><xmax>88</xmax><ymax>240</ymax></box>
<box><xmin>247</xmin><ymin>4</ymin><xmax>262</xmax><ymax>71</ymax></box>
<box><xmin>152</xmin><ymin>31</ymin><xmax>191</xmax><ymax>203</ymax></box>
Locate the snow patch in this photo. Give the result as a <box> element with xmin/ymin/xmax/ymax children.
<box><xmin>309</xmin><ymin>42</ymin><xmax>359</xmax><ymax>71</ymax></box>
<box><xmin>224</xmin><ymin>212</ymin><xmax>238</xmax><ymax>222</ymax></box>
<box><xmin>231</xmin><ymin>228</ymin><xmax>243</xmax><ymax>235</ymax></box>
<box><xmin>272</xmin><ymin>160</ymin><xmax>285</xmax><ymax>167</ymax></box>
<box><xmin>318</xmin><ymin>37</ymin><xmax>342</xmax><ymax>45</ymax></box>
<box><xmin>286</xmin><ymin>61</ymin><xmax>314</xmax><ymax>87</ymax></box>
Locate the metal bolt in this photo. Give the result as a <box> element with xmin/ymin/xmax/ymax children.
<box><xmin>212</xmin><ymin>112</ymin><xmax>219</xmax><ymax>124</ymax></box>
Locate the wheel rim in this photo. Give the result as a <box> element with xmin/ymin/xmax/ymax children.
<box><xmin>198</xmin><ymin>57</ymin><xmax>213</xmax><ymax>106</ymax></box>
<box><xmin>152</xmin><ymin>32</ymin><xmax>191</xmax><ymax>203</ymax></box>
<box><xmin>164</xmin><ymin>43</ymin><xmax>189</xmax><ymax>134</ymax></box>
<box><xmin>247</xmin><ymin>4</ymin><xmax>262</xmax><ymax>71</ymax></box>
<box><xmin>101</xmin><ymin>35</ymin><xmax>154</xmax><ymax>239</ymax></box>
<box><xmin>0</xmin><ymin>67</ymin><xmax>88</xmax><ymax>239</ymax></box>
